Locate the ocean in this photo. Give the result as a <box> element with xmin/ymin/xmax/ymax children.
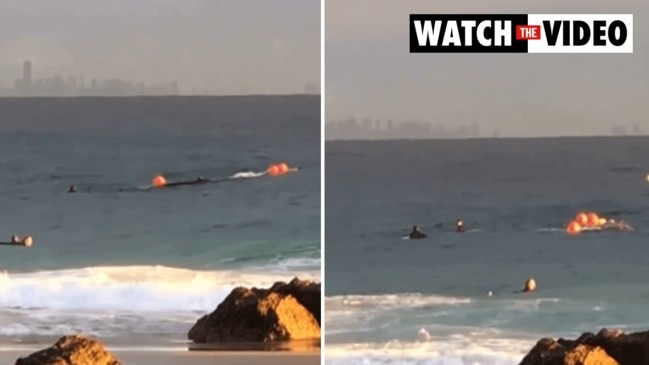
<box><xmin>325</xmin><ymin>137</ymin><xmax>649</xmax><ymax>365</ymax></box>
<box><xmin>0</xmin><ymin>96</ymin><xmax>320</xmax><ymax>350</ymax></box>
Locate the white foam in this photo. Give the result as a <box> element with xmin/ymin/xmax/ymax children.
<box><xmin>230</xmin><ymin>171</ymin><xmax>266</xmax><ymax>179</ymax></box>
<box><xmin>325</xmin><ymin>293</ymin><xmax>472</xmax><ymax>337</ymax></box>
<box><xmin>325</xmin><ymin>338</ymin><xmax>532</xmax><ymax>365</ymax></box>
<box><xmin>230</xmin><ymin>167</ymin><xmax>298</xmax><ymax>179</ymax></box>
<box><xmin>0</xmin><ymin>265</ymin><xmax>319</xmax><ymax>311</ymax></box>
<box><xmin>252</xmin><ymin>257</ymin><xmax>321</xmax><ymax>271</ymax></box>
<box><xmin>0</xmin><ymin>265</ymin><xmax>319</xmax><ymax>337</ymax></box>
<box><xmin>326</xmin><ymin>293</ymin><xmax>471</xmax><ymax>312</ymax></box>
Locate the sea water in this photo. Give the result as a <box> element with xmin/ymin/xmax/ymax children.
<box><xmin>325</xmin><ymin>137</ymin><xmax>649</xmax><ymax>365</ymax></box>
<box><xmin>0</xmin><ymin>96</ymin><xmax>320</xmax><ymax>348</ymax></box>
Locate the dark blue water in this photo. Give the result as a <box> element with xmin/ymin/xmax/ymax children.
<box><xmin>325</xmin><ymin>137</ymin><xmax>649</xmax><ymax>365</ymax></box>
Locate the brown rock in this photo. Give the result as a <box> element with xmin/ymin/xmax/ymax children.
<box><xmin>15</xmin><ymin>335</ymin><xmax>121</xmax><ymax>365</ymax></box>
<box><xmin>519</xmin><ymin>328</ymin><xmax>649</xmax><ymax>365</ymax></box>
<box><xmin>564</xmin><ymin>345</ymin><xmax>618</xmax><ymax>365</ymax></box>
<box><xmin>269</xmin><ymin>277</ymin><xmax>321</xmax><ymax>325</ymax></box>
<box><xmin>520</xmin><ymin>338</ymin><xmax>569</xmax><ymax>365</ymax></box>
<box><xmin>188</xmin><ymin>278</ymin><xmax>321</xmax><ymax>343</ymax></box>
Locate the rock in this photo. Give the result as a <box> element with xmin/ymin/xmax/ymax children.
<box><xmin>188</xmin><ymin>277</ymin><xmax>320</xmax><ymax>343</ymax></box>
<box><xmin>564</xmin><ymin>344</ymin><xmax>618</xmax><ymax>365</ymax></box>
<box><xmin>269</xmin><ymin>277</ymin><xmax>321</xmax><ymax>325</ymax></box>
<box><xmin>519</xmin><ymin>328</ymin><xmax>649</xmax><ymax>365</ymax></box>
<box><xmin>520</xmin><ymin>338</ymin><xmax>570</xmax><ymax>365</ymax></box>
<box><xmin>15</xmin><ymin>335</ymin><xmax>121</xmax><ymax>365</ymax></box>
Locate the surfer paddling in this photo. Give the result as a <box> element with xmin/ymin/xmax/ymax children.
<box><xmin>409</xmin><ymin>225</ymin><xmax>427</xmax><ymax>239</ymax></box>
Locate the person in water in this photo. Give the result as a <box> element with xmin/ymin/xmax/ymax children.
<box><xmin>409</xmin><ymin>225</ymin><xmax>427</xmax><ymax>239</ymax></box>
<box><xmin>522</xmin><ymin>277</ymin><xmax>537</xmax><ymax>292</ymax></box>
<box><xmin>68</xmin><ymin>185</ymin><xmax>77</xmax><ymax>193</ymax></box>
<box><xmin>456</xmin><ymin>218</ymin><xmax>465</xmax><ymax>233</ymax></box>
<box><xmin>602</xmin><ymin>219</ymin><xmax>633</xmax><ymax>231</ymax></box>
<box><xmin>4</xmin><ymin>235</ymin><xmax>32</xmax><ymax>247</ymax></box>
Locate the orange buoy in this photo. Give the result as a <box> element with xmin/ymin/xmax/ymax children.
<box><xmin>267</xmin><ymin>164</ymin><xmax>280</xmax><ymax>176</ymax></box>
<box><xmin>566</xmin><ymin>220</ymin><xmax>582</xmax><ymax>235</ymax></box>
<box><xmin>277</xmin><ymin>162</ymin><xmax>289</xmax><ymax>174</ymax></box>
<box><xmin>575</xmin><ymin>212</ymin><xmax>588</xmax><ymax>226</ymax></box>
<box><xmin>152</xmin><ymin>175</ymin><xmax>167</xmax><ymax>187</ymax></box>
<box><xmin>586</xmin><ymin>212</ymin><xmax>600</xmax><ymax>227</ymax></box>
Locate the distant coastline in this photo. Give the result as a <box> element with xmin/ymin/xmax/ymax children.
<box><xmin>325</xmin><ymin>131</ymin><xmax>649</xmax><ymax>141</ymax></box>
<box><xmin>0</xmin><ymin>93</ymin><xmax>320</xmax><ymax>99</ymax></box>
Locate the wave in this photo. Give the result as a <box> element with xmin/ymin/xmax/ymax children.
<box><xmin>0</xmin><ymin>265</ymin><xmax>319</xmax><ymax>338</ymax></box>
<box><xmin>324</xmin><ymin>293</ymin><xmax>635</xmax><ymax>365</ymax></box>
<box><xmin>325</xmin><ymin>292</ymin><xmax>567</xmax><ymax>363</ymax></box>
<box><xmin>325</xmin><ymin>337</ymin><xmax>532</xmax><ymax>365</ymax></box>
<box><xmin>326</xmin><ymin>293</ymin><xmax>563</xmax><ymax>326</ymax></box>
<box><xmin>0</xmin><ymin>265</ymin><xmax>319</xmax><ymax>311</ymax></box>
<box><xmin>326</xmin><ymin>293</ymin><xmax>471</xmax><ymax>311</ymax></box>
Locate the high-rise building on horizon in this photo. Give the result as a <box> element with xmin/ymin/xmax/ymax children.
<box><xmin>23</xmin><ymin>61</ymin><xmax>32</xmax><ymax>93</ymax></box>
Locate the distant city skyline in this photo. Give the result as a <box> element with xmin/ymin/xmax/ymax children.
<box><xmin>4</xmin><ymin>60</ymin><xmax>178</xmax><ymax>97</ymax></box>
<box><xmin>326</xmin><ymin>117</ymin><xmax>647</xmax><ymax>140</ymax></box>
<box><xmin>0</xmin><ymin>0</ymin><xmax>320</xmax><ymax>96</ymax></box>
<box><xmin>326</xmin><ymin>0</ymin><xmax>648</xmax><ymax>138</ymax></box>
<box><xmin>1</xmin><ymin>59</ymin><xmax>319</xmax><ymax>97</ymax></box>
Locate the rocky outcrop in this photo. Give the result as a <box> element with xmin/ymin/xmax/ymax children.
<box><xmin>188</xmin><ymin>277</ymin><xmax>320</xmax><ymax>343</ymax></box>
<box><xmin>268</xmin><ymin>278</ymin><xmax>320</xmax><ymax>325</ymax></box>
<box><xmin>15</xmin><ymin>335</ymin><xmax>121</xmax><ymax>365</ymax></box>
<box><xmin>519</xmin><ymin>328</ymin><xmax>649</xmax><ymax>365</ymax></box>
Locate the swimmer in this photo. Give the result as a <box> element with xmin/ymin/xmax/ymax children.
<box><xmin>22</xmin><ymin>235</ymin><xmax>33</xmax><ymax>247</ymax></box>
<box><xmin>409</xmin><ymin>225</ymin><xmax>427</xmax><ymax>239</ymax></box>
<box><xmin>602</xmin><ymin>219</ymin><xmax>633</xmax><ymax>232</ymax></box>
<box><xmin>68</xmin><ymin>185</ymin><xmax>77</xmax><ymax>193</ymax></box>
<box><xmin>456</xmin><ymin>218</ymin><xmax>465</xmax><ymax>233</ymax></box>
<box><xmin>522</xmin><ymin>277</ymin><xmax>537</xmax><ymax>293</ymax></box>
<box><xmin>0</xmin><ymin>234</ymin><xmax>32</xmax><ymax>247</ymax></box>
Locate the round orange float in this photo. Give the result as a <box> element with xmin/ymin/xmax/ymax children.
<box><xmin>152</xmin><ymin>175</ymin><xmax>167</xmax><ymax>187</ymax></box>
<box><xmin>575</xmin><ymin>212</ymin><xmax>588</xmax><ymax>226</ymax></box>
<box><xmin>566</xmin><ymin>220</ymin><xmax>582</xmax><ymax>235</ymax></box>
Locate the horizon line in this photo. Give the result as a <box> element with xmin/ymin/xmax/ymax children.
<box><xmin>0</xmin><ymin>93</ymin><xmax>321</xmax><ymax>99</ymax></box>
<box><xmin>325</xmin><ymin>134</ymin><xmax>649</xmax><ymax>142</ymax></box>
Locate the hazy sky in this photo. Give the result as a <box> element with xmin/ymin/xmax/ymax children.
<box><xmin>0</xmin><ymin>0</ymin><xmax>320</xmax><ymax>95</ymax></box>
<box><xmin>326</xmin><ymin>0</ymin><xmax>649</xmax><ymax>137</ymax></box>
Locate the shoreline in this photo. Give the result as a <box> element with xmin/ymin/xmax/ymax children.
<box><xmin>1</xmin><ymin>341</ymin><xmax>321</xmax><ymax>365</ymax></box>
<box><xmin>0</xmin><ymin>339</ymin><xmax>321</xmax><ymax>353</ymax></box>
<box><xmin>3</xmin><ymin>350</ymin><xmax>320</xmax><ymax>365</ymax></box>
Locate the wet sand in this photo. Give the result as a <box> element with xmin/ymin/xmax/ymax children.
<box><xmin>2</xmin><ymin>349</ymin><xmax>320</xmax><ymax>365</ymax></box>
<box><xmin>0</xmin><ymin>339</ymin><xmax>321</xmax><ymax>365</ymax></box>
<box><xmin>119</xmin><ymin>351</ymin><xmax>320</xmax><ymax>365</ymax></box>
<box><xmin>0</xmin><ymin>347</ymin><xmax>320</xmax><ymax>365</ymax></box>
